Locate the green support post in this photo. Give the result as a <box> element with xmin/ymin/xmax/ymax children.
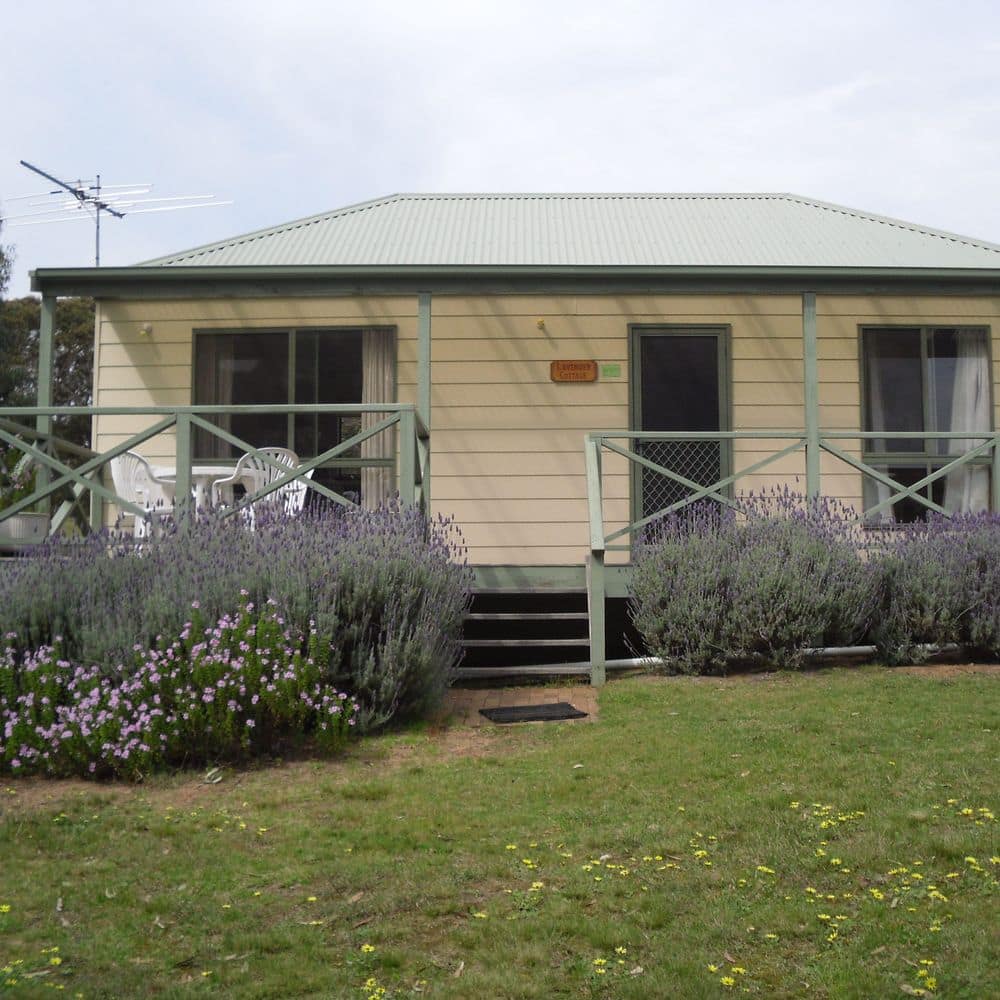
<box><xmin>175</xmin><ymin>413</ymin><xmax>193</xmax><ymax>525</ymax></box>
<box><xmin>35</xmin><ymin>294</ymin><xmax>56</xmax><ymax>515</ymax></box>
<box><xmin>585</xmin><ymin>437</ymin><xmax>607</xmax><ymax>686</ymax></box>
<box><xmin>89</xmin><ymin>470</ymin><xmax>103</xmax><ymax>533</ymax></box>
<box><xmin>587</xmin><ymin>552</ymin><xmax>607</xmax><ymax>687</ymax></box>
<box><xmin>803</xmin><ymin>292</ymin><xmax>820</xmax><ymax>499</ymax></box>
<box><xmin>399</xmin><ymin>408</ymin><xmax>416</xmax><ymax>506</ymax></box>
<box><xmin>417</xmin><ymin>432</ymin><xmax>431</xmax><ymax>514</ymax></box>
<box><xmin>993</xmin><ymin>435</ymin><xmax>1000</xmax><ymax>514</ymax></box>
<box><xmin>417</xmin><ymin>292</ymin><xmax>431</xmax><ymax>433</ymax></box>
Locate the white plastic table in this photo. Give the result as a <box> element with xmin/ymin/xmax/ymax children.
<box><xmin>152</xmin><ymin>464</ymin><xmax>250</xmax><ymax>509</ymax></box>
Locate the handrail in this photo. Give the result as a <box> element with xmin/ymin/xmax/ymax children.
<box><xmin>0</xmin><ymin>402</ymin><xmax>429</xmax><ymax>537</ymax></box>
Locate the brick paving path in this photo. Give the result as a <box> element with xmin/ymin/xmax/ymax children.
<box><xmin>444</xmin><ymin>684</ymin><xmax>599</xmax><ymax>727</ymax></box>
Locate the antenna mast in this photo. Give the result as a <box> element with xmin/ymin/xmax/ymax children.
<box><xmin>18</xmin><ymin>161</ymin><xmax>124</xmax><ymax>266</ymax></box>
<box><xmin>10</xmin><ymin>160</ymin><xmax>231</xmax><ymax>266</ymax></box>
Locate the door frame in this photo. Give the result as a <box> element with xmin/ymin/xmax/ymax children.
<box><xmin>627</xmin><ymin>324</ymin><xmax>733</xmax><ymax>527</ymax></box>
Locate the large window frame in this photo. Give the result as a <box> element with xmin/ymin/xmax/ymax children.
<box><xmin>860</xmin><ymin>324</ymin><xmax>993</xmax><ymax>521</ymax></box>
<box><xmin>191</xmin><ymin>326</ymin><xmax>397</xmax><ymax>503</ymax></box>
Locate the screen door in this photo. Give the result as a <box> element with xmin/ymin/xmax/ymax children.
<box><xmin>631</xmin><ymin>328</ymin><xmax>730</xmax><ymax>519</ymax></box>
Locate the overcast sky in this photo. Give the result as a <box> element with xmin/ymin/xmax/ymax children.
<box><xmin>2</xmin><ymin>0</ymin><xmax>998</xmax><ymax>297</ymax></box>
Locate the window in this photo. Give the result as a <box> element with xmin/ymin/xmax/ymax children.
<box><xmin>193</xmin><ymin>327</ymin><xmax>395</xmax><ymax>505</ymax></box>
<box><xmin>862</xmin><ymin>326</ymin><xmax>991</xmax><ymax>521</ymax></box>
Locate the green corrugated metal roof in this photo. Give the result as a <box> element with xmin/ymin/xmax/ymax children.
<box><xmin>139</xmin><ymin>193</ymin><xmax>1000</xmax><ymax>270</ymax></box>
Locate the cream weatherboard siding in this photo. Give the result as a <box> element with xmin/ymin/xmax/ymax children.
<box><xmin>93</xmin><ymin>292</ymin><xmax>1000</xmax><ymax>565</ymax></box>
<box><xmin>92</xmin><ymin>296</ymin><xmax>420</xmax><ymax>528</ymax></box>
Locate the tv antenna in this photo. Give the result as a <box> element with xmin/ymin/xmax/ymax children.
<box><xmin>7</xmin><ymin>160</ymin><xmax>232</xmax><ymax>266</ymax></box>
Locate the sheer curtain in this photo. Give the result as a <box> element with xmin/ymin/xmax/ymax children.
<box><xmin>360</xmin><ymin>328</ymin><xmax>396</xmax><ymax>508</ymax></box>
<box><xmin>866</xmin><ymin>329</ymin><xmax>991</xmax><ymax>519</ymax></box>
<box><xmin>194</xmin><ymin>336</ymin><xmax>234</xmax><ymax>458</ymax></box>
<box><xmin>866</xmin><ymin>346</ymin><xmax>893</xmax><ymax>519</ymax></box>
<box><xmin>943</xmin><ymin>331</ymin><xmax>990</xmax><ymax>513</ymax></box>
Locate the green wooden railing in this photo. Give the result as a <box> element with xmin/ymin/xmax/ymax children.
<box><xmin>0</xmin><ymin>404</ymin><xmax>429</xmax><ymax>542</ymax></box>
<box><xmin>585</xmin><ymin>428</ymin><xmax>1000</xmax><ymax>685</ymax></box>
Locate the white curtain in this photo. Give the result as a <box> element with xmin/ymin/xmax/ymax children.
<box><xmin>360</xmin><ymin>328</ymin><xmax>396</xmax><ymax>508</ymax></box>
<box><xmin>865</xmin><ymin>347</ymin><xmax>894</xmax><ymax>520</ymax></box>
<box><xmin>195</xmin><ymin>336</ymin><xmax>234</xmax><ymax>458</ymax></box>
<box><xmin>943</xmin><ymin>330</ymin><xmax>990</xmax><ymax>513</ymax></box>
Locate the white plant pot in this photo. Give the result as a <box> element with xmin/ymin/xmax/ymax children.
<box><xmin>0</xmin><ymin>512</ymin><xmax>50</xmax><ymax>545</ymax></box>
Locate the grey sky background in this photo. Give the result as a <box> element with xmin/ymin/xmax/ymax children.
<box><xmin>2</xmin><ymin>0</ymin><xmax>998</xmax><ymax>297</ymax></box>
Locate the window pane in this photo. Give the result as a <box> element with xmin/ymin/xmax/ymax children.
<box><xmin>640</xmin><ymin>335</ymin><xmax>720</xmax><ymax>432</ymax></box>
<box><xmin>638</xmin><ymin>333</ymin><xmax>723</xmax><ymax>518</ymax></box>
<box><xmin>930</xmin><ymin>328</ymin><xmax>989</xmax><ymax>455</ymax></box>
<box><xmin>293</xmin><ymin>331</ymin><xmax>363</xmax><ymax>458</ymax></box>
<box><xmin>864</xmin><ymin>465</ymin><xmax>944</xmax><ymax>523</ymax></box>
<box><xmin>863</xmin><ymin>329</ymin><xmax>923</xmax><ymax>453</ymax></box>
<box><xmin>194</xmin><ymin>332</ymin><xmax>289</xmax><ymax>458</ymax></box>
<box><xmin>230</xmin><ymin>333</ymin><xmax>288</xmax><ymax>451</ymax></box>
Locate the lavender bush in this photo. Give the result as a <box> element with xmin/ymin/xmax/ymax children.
<box><xmin>249</xmin><ymin>505</ymin><xmax>473</xmax><ymax>728</ymax></box>
<box><xmin>0</xmin><ymin>502</ymin><xmax>472</xmax><ymax>733</ymax></box>
<box><xmin>1</xmin><ymin>597</ymin><xmax>358</xmax><ymax>779</ymax></box>
<box><xmin>630</xmin><ymin>491</ymin><xmax>882</xmax><ymax>674</ymax></box>
<box><xmin>874</xmin><ymin>512</ymin><xmax>1000</xmax><ymax>663</ymax></box>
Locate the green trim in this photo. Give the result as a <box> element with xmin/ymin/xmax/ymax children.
<box><xmin>604</xmin><ymin>564</ymin><xmax>632</xmax><ymax>599</ymax></box>
<box><xmin>628</xmin><ymin>324</ymin><xmax>732</xmax><ymax>531</ymax></box>
<box><xmin>418</xmin><ymin>292</ymin><xmax>431</xmax><ymax>430</ymax></box>
<box><xmin>30</xmin><ymin>265</ymin><xmax>1000</xmax><ymax>300</ymax></box>
<box><xmin>585</xmin><ymin>437</ymin><xmax>604</xmax><ymax>552</ymax></box>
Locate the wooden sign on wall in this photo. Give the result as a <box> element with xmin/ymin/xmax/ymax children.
<box><xmin>550</xmin><ymin>360</ymin><xmax>598</xmax><ymax>382</ymax></box>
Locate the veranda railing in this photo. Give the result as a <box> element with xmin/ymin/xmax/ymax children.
<box><xmin>0</xmin><ymin>403</ymin><xmax>429</xmax><ymax>539</ymax></box>
<box><xmin>584</xmin><ymin>428</ymin><xmax>1000</xmax><ymax>685</ymax></box>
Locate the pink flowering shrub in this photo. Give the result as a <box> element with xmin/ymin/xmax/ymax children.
<box><xmin>0</xmin><ymin>502</ymin><xmax>472</xmax><ymax>733</ymax></box>
<box><xmin>0</xmin><ymin>595</ymin><xmax>358</xmax><ymax>779</ymax></box>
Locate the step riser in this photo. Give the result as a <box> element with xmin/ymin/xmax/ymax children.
<box><xmin>463</xmin><ymin>589</ymin><xmax>591</xmax><ymax>673</ymax></box>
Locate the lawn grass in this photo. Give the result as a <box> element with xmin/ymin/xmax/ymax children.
<box><xmin>1</xmin><ymin>667</ymin><xmax>997</xmax><ymax>998</ymax></box>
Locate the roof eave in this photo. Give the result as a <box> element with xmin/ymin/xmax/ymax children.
<box><xmin>30</xmin><ymin>263</ymin><xmax>1000</xmax><ymax>299</ymax></box>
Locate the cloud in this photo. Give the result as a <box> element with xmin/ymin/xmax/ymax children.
<box><xmin>3</xmin><ymin>0</ymin><xmax>1000</xmax><ymax>294</ymax></box>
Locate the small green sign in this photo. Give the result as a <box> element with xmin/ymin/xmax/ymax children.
<box><xmin>599</xmin><ymin>363</ymin><xmax>622</xmax><ymax>379</ymax></box>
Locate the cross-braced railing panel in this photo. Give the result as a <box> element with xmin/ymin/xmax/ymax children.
<box><xmin>585</xmin><ymin>427</ymin><xmax>1000</xmax><ymax>687</ymax></box>
<box><xmin>0</xmin><ymin>404</ymin><xmax>429</xmax><ymax>541</ymax></box>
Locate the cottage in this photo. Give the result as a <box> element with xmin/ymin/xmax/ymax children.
<box><xmin>8</xmin><ymin>193</ymin><xmax>1000</xmax><ymax>681</ymax></box>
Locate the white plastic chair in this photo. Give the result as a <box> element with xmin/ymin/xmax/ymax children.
<box><xmin>109</xmin><ymin>451</ymin><xmax>176</xmax><ymax>538</ymax></box>
<box><xmin>212</xmin><ymin>447</ymin><xmax>313</xmax><ymax>525</ymax></box>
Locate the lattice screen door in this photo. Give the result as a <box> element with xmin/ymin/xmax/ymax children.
<box><xmin>632</xmin><ymin>327</ymin><xmax>730</xmax><ymax>520</ymax></box>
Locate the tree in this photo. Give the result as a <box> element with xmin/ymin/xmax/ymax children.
<box><xmin>0</xmin><ymin>219</ymin><xmax>96</xmax><ymax>447</ymax></box>
<box><xmin>0</xmin><ymin>295</ymin><xmax>96</xmax><ymax>448</ymax></box>
<box><xmin>0</xmin><ymin>219</ymin><xmax>16</xmax><ymax>404</ymax></box>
